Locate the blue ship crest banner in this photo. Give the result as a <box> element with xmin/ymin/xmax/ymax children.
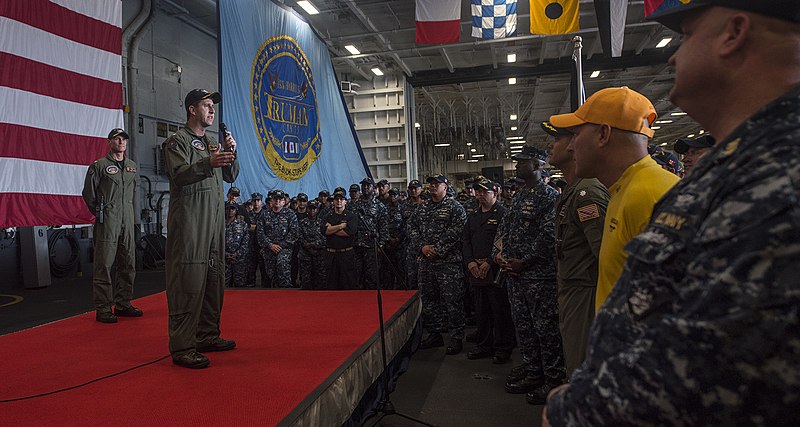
<box><xmin>219</xmin><ymin>0</ymin><xmax>368</xmax><ymax>195</ymax></box>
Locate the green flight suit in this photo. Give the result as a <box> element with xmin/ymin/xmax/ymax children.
<box><xmin>163</xmin><ymin>127</ymin><xmax>239</xmax><ymax>356</ymax></box>
<box><xmin>81</xmin><ymin>153</ymin><xmax>138</xmax><ymax>313</ymax></box>
<box><xmin>555</xmin><ymin>178</ymin><xmax>609</xmax><ymax>376</ymax></box>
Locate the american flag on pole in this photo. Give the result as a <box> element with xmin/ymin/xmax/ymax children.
<box><xmin>0</xmin><ymin>0</ymin><xmax>123</xmax><ymax>228</ymax></box>
<box><xmin>471</xmin><ymin>0</ymin><xmax>518</xmax><ymax>39</ymax></box>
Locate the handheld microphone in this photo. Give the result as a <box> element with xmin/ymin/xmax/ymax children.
<box><xmin>219</xmin><ymin>122</ymin><xmax>231</xmax><ymax>151</ymax></box>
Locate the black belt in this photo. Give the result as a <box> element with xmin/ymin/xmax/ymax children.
<box><xmin>326</xmin><ymin>247</ymin><xmax>353</xmax><ymax>253</ymax></box>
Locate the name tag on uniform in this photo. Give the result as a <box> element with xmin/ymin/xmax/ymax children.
<box><xmin>191</xmin><ymin>140</ymin><xmax>206</xmax><ymax>150</ymax></box>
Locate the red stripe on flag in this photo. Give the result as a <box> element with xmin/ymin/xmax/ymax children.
<box><xmin>0</xmin><ymin>0</ymin><xmax>122</xmax><ymax>54</ymax></box>
<box><xmin>0</xmin><ymin>193</ymin><xmax>94</xmax><ymax>228</ymax></box>
<box><xmin>0</xmin><ymin>53</ymin><xmax>123</xmax><ymax>110</ymax></box>
<box><xmin>416</xmin><ymin>20</ymin><xmax>460</xmax><ymax>44</ymax></box>
<box><xmin>0</xmin><ymin>123</ymin><xmax>108</xmax><ymax>166</ymax></box>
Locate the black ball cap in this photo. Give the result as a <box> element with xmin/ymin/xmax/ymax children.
<box><xmin>297</xmin><ymin>192</ymin><xmax>308</xmax><ymax>202</ymax></box>
<box><xmin>184</xmin><ymin>89</ymin><xmax>221</xmax><ymax>112</ymax></box>
<box><xmin>426</xmin><ymin>174</ymin><xmax>449</xmax><ymax>184</ymax></box>
<box><xmin>407</xmin><ymin>179</ymin><xmax>422</xmax><ymax>189</ymax></box>
<box><xmin>228</xmin><ymin>186</ymin><xmax>240</xmax><ymax>196</ymax></box>
<box><xmin>674</xmin><ymin>134</ymin><xmax>716</xmax><ymax>155</ymax></box>
<box><xmin>512</xmin><ymin>146</ymin><xmax>549</xmax><ymax>162</ymax></box>
<box><xmin>349</xmin><ymin>184</ymin><xmax>360</xmax><ymax>192</ymax></box>
<box><xmin>332</xmin><ymin>187</ymin><xmax>347</xmax><ymax>198</ymax></box>
<box><xmin>360</xmin><ymin>177</ymin><xmax>375</xmax><ymax>185</ymax></box>
<box><xmin>108</xmin><ymin>128</ymin><xmax>129</xmax><ymax>140</ymax></box>
<box><xmin>648</xmin><ymin>0</ymin><xmax>800</xmax><ymax>33</ymax></box>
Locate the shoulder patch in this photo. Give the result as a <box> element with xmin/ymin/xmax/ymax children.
<box><xmin>577</xmin><ymin>204</ymin><xmax>600</xmax><ymax>222</ymax></box>
<box><xmin>191</xmin><ymin>139</ymin><xmax>206</xmax><ymax>151</ymax></box>
<box><xmin>165</xmin><ymin>136</ymin><xmax>178</xmax><ymax>150</ymax></box>
<box><xmin>105</xmin><ymin>165</ymin><xmax>120</xmax><ymax>175</ymax></box>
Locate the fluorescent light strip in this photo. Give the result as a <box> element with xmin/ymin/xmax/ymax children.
<box><xmin>656</xmin><ymin>37</ymin><xmax>673</xmax><ymax>48</ymax></box>
<box><xmin>509</xmin><ymin>140</ymin><xmax>526</xmax><ymax>145</ymax></box>
<box><xmin>371</xmin><ymin>67</ymin><xmax>384</xmax><ymax>76</ymax></box>
<box><xmin>590</xmin><ymin>70</ymin><xmax>600</xmax><ymax>78</ymax></box>
<box><xmin>510</xmin><ymin>126</ymin><xmax>518</xmax><ymax>131</ymax></box>
<box><xmin>506</xmin><ymin>136</ymin><xmax>524</xmax><ymax>140</ymax></box>
<box><xmin>472</xmin><ymin>154</ymin><xmax>485</xmax><ymax>158</ymax></box>
<box><xmin>434</xmin><ymin>143</ymin><xmax>450</xmax><ymax>147</ymax></box>
<box><xmin>508</xmin><ymin>77</ymin><xmax>517</xmax><ymax>85</ymax></box>
<box><xmin>297</xmin><ymin>1</ymin><xmax>319</xmax><ymax>15</ymax></box>
<box><xmin>344</xmin><ymin>45</ymin><xmax>360</xmax><ymax>55</ymax></box>
<box><xmin>507</xmin><ymin>53</ymin><xmax>516</xmax><ymax>63</ymax></box>
<box><xmin>467</xmin><ymin>159</ymin><xmax>479</xmax><ymax>163</ymax></box>
<box><xmin>510</xmin><ymin>114</ymin><xmax>517</xmax><ymax>121</ymax></box>
<box><xmin>670</xmin><ymin>111</ymin><xmax>687</xmax><ymax>116</ymax></box>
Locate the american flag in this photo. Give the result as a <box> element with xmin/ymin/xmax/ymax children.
<box><xmin>0</xmin><ymin>0</ymin><xmax>123</xmax><ymax>227</ymax></box>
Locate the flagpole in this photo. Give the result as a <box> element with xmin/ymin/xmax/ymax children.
<box><xmin>572</xmin><ymin>36</ymin><xmax>586</xmax><ymax>109</ymax></box>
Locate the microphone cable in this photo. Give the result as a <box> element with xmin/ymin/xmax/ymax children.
<box><xmin>0</xmin><ymin>354</ymin><xmax>170</xmax><ymax>403</ymax></box>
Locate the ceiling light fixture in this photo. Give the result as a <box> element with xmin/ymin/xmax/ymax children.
<box><xmin>590</xmin><ymin>70</ymin><xmax>600</xmax><ymax>78</ymax></box>
<box><xmin>466</xmin><ymin>142</ymin><xmax>472</xmax><ymax>146</ymax></box>
<box><xmin>509</xmin><ymin>140</ymin><xmax>526</xmax><ymax>145</ymax></box>
<box><xmin>507</xmin><ymin>53</ymin><xmax>516</xmax><ymax>63</ymax></box>
<box><xmin>414</xmin><ymin>122</ymin><xmax>420</xmax><ymax>128</ymax></box>
<box><xmin>467</xmin><ymin>159</ymin><xmax>479</xmax><ymax>163</ymax></box>
<box><xmin>472</xmin><ymin>154</ymin><xmax>485</xmax><ymax>158</ymax></box>
<box><xmin>654</xmin><ymin>120</ymin><xmax>673</xmax><ymax>124</ymax></box>
<box><xmin>344</xmin><ymin>45</ymin><xmax>360</xmax><ymax>55</ymax></box>
<box><xmin>656</xmin><ymin>37</ymin><xmax>673</xmax><ymax>48</ymax></box>
<box><xmin>297</xmin><ymin>1</ymin><xmax>319</xmax><ymax>15</ymax></box>
<box><xmin>470</xmin><ymin>148</ymin><xmax>477</xmax><ymax>152</ymax></box>
<box><xmin>506</xmin><ymin>136</ymin><xmax>524</xmax><ymax>140</ymax></box>
<box><xmin>687</xmin><ymin>134</ymin><xmax>696</xmax><ymax>138</ymax></box>
<box><xmin>371</xmin><ymin>67</ymin><xmax>384</xmax><ymax>76</ymax></box>
<box><xmin>660</xmin><ymin>142</ymin><xmax>668</xmax><ymax>146</ymax></box>
<box><xmin>510</xmin><ymin>126</ymin><xmax>518</xmax><ymax>131</ymax></box>
<box><xmin>510</xmin><ymin>149</ymin><xmax>522</xmax><ymax>154</ymax></box>
<box><xmin>651</xmin><ymin>126</ymin><xmax>661</xmax><ymax>130</ymax></box>
<box><xmin>670</xmin><ymin>111</ymin><xmax>687</xmax><ymax>116</ymax></box>
<box><xmin>510</xmin><ymin>114</ymin><xmax>517</xmax><ymax>121</ymax></box>
<box><xmin>508</xmin><ymin>77</ymin><xmax>517</xmax><ymax>85</ymax></box>
<box><xmin>699</xmin><ymin>130</ymin><xmax>705</xmax><ymax>134</ymax></box>
<box><xmin>434</xmin><ymin>143</ymin><xmax>450</xmax><ymax>147</ymax></box>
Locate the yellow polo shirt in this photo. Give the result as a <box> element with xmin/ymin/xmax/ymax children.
<box><xmin>595</xmin><ymin>155</ymin><xmax>680</xmax><ymax>312</ymax></box>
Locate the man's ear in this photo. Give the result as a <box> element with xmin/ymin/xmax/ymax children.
<box><xmin>718</xmin><ymin>13</ymin><xmax>752</xmax><ymax>58</ymax></box>
<box><xmin>596</xmin><ymin>124</ymin><xmax>613</xmax><ymax>148</ymax></box>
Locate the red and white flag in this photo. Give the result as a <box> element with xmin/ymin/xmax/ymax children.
<box><xmin>416</xmin><ymin>0</ymin><xmax>461</xmax><ymax>45</ymax></box>
<box><xmin>0</xmin><ymin>0</ymin><xmax>123</xmax><ymax>228</ymax></box>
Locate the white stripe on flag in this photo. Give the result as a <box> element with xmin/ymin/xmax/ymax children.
<box><xmin>0</xmin><ymin>157</ymin><xmax>87</xmax><ymax>196</ymax></box>
<box><xmin>416</xmin><ymin>0</ymin><xmax>460</xmax><ymax>22</ymax></box>
<box><xmin>0</xmin><ymin>17</ymin><xmax>122</xmax><ymax>83</ymax></box>
<box><xmin>0</xmin><ymin>87</ymin><xmax>123</xmax><ymax>139</ymax></box>
<box><xmin>50</xmin><ymin>0</ymin><xmax>123</xmax><ymax>28</ymax></box>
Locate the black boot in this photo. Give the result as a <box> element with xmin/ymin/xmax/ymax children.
<box><xmin>419</xmin><ymin>333</ymin><xmax>444</xmax><ymax>349</ymax></box>
<box><xmin>505</xmin><ymin>373</ymin><xmax>545</xmax><ymax>394</ymax></box>
<box><xmin>445</xmin><ymin>338</ymin><xmax>463</xmax><ymax>355</ymax></box>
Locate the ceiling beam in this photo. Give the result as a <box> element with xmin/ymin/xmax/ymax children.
<box><xmin>440</xmin><ymin>48</ymin><xmax>455</xmax><ymax>73</ymax></box>
<box><xmin>341</xmin><ymin>0</ymin><xmax>413</xmax><ymax>76</ymax></box>
<box><xmin>407</xmin><ymin>48</ymin><xmax>678</xmax><ymax>87</ymax></box>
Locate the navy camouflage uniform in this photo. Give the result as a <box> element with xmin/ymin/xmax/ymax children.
<box><xmin>496</xmin><ymin>180</ymin><xmax>566</xmax><ymax>385</ymax></box>
<box><xmin>298</xmin><ymin>214</ymin><xmax>326</xmax><ymax>290</ymax></box>
<box><xmin>246</xmin><ymin>207</ymin><xmax>267</xmax><ymax>287</ymax></box>
<box><xmin>546</xmin><ymin>84</ymin><xmax>800</xmax><ymax>426</ymax></box>
<box><xmin>380</xmin><ymin>200</ymin><xmax>404</xmax><ymax>289</ymax></box>
<box><xmin>416</xmin><ymin>194</ymin><xmax>467</xmax><ymax>340</ymax></box>
<box><xmin>256</xmin><ymin>208</ymin><xmax>299</xmax><ymax>288</ymax></box>
<box><xmin>352</xmin><ymin>197</ymin><xmax>389</xmax><ymax>289</ymax></box>
<box><xmin>224</xmin><ymin>216</ymin><xmax>249</xmax><ymax>288</ymax></box>
<box><xmin>400</xmin><ymin>198</ymin><xmax>424</xmax><ymax>290</ymax></box>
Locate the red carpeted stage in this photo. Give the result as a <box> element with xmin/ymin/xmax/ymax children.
<box><xmin>0</xmin><ymin>290</ymin><xmax>420</xmax><ymax>426</ymax></box>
